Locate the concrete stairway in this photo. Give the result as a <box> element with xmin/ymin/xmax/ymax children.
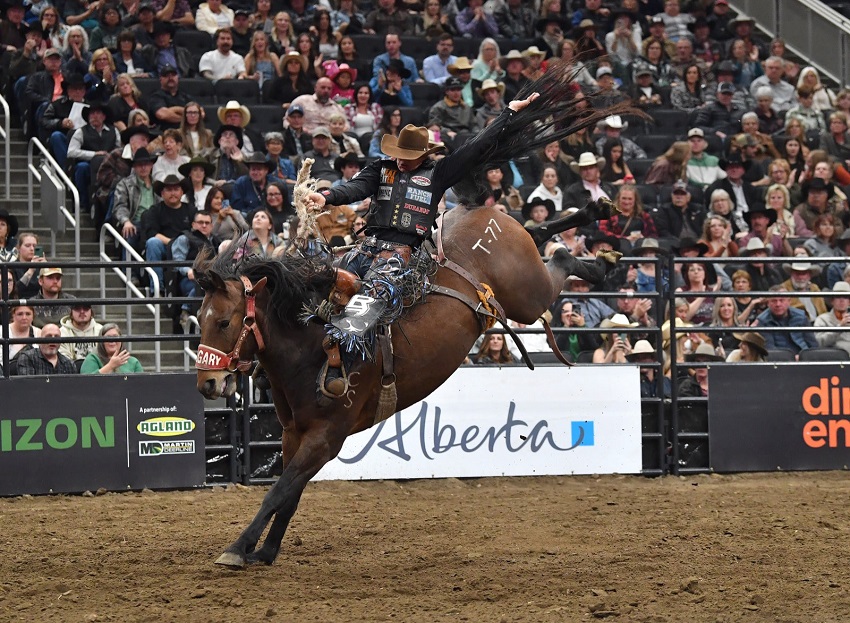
<box><xmin>1</xmin><ymin>127</ymin><xmax>191</xmax><ymax>372</ymax></box>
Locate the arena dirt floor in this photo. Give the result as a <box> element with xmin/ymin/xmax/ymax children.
<box><xmin>1</xmin><ymin>471</ymin><xmax>848</xmax><ymax>623</ymax></box>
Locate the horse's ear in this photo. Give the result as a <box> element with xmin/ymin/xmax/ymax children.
<box><xmin>252</xmin><ymin>276</ymin><xmax>268</xmax><ymax>294</ymax></box>
<box><xmin>210</xmin><ymin>271</ymin><xmax>228</xmax><ymax>292</ymax></box>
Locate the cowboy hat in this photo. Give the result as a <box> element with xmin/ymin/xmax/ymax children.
<box><xmin>242</xmin><ymin>152</ymin><xmax>275</xmax><ymax>171</ymax></box>
<box><xmin>522</xmin><ymin>46</ymin><xmax>546</xmax><ymax>59</ymax></box>
<box><xmin>153</xmin><ymin>173</ymin><xmax>184</xmax><ymax>196</ymax></box>
<box><xmin>569</xmin><ymin>151</ymin><xmax>605</xmax><ymax>174</ymax></box>
<box><xmin>732</xmin><ymin>331</ymin><xmax>768</xmax><ymax>357</ymax></box>
<box><xmin>334</xmin><ymin>62</ymin><xmax>357</xmax><ymax>82</ymax></box>
<box><xmin>62</xmin><ymin>73</ymin><xmax>86</xmax><ymax>94</ymax></box>
<box><xmin>385</xmin><ymin>57</ymin><xmax>412</xmax><ymax>79</ymax></box>
<box><xmin>598</xmin><ymin>115</ymin><xmax>628</xmax><ymax>131</ymax></box>
<box><xmin>178</xmin><ymin>155</ymin><xmax>215</xmax><ymax>178</ymax></box>
<box><xmin>586</xmin><ymin>232</ymin><xmax>620</xmax><ymax>252</ymax></box>
<box><xmin>631</xmin><ymin>237</ymin><xmax>667</xmax><ymax>256</ymax></box>
<box><xmin>676</xmin><ymin>236</ymin><xmax>709</xmax><ymax>256</ymax></box>
<box><xmin>685</xmin><ymin>341</ymin><xmax>724</xmax><ymax>362</ymax></box>
<box><xmin>81</xmin><ymin>100</ymin><xmax>112</xmax><ymax>124</ymax></box>
<box><xmin>728</xmin><ymin>14</ymin><xmax>755</xmax><ymax>33</ymax></box>
<box><xmin>719</xmin><ymin>153</ymin><xmax>751</xmax><ymax>170</ymax></box>
<box><xmin>680</xmin><ymin>260</ymin><xmax>717</xmax><ymax>286</ymax></box>
<box><xmin>801</xmin><ymin>177</ymin><xmax>835</xmax><ymax>198</ymax></box>
<box><xmin>0</xmin><ymin>209</ymin><xmax>19</xmax><ymax>239</ymax></box>
<box><xmin>743</xmin><ymin>206</ymin><xmax>778</xmax><ymax>227</ymax></box>
<box><xmin>498</xmin><ymin>49</ymin><xmax>529</xmax><ymax>71</ymax></box>
<box><xmin>782</xmin><ymin>261</ymin><xmax>823</xmax><ymax>277</ymax></box>
<box><xmin>535</xmin><ymin>14</ymin><xmax>568</xmax><ymax>32</ymax></box>
<box><xmin>334</xmin><ymin>151</ymin><xmax>365</xmax><ymax>174</ymax></box>
<box><xmin>521</xmin><ymin>197</ymin><xmax>556</xmax><ymax>221</ymax></box>
<box><xmin>833</xmin><ymin>281</ymin><xmax>850</xmax><ymax>294</ymax></box>
<box><xmin>600</xmin><ymin>313</ymin><xmax>639</xmax><ymax>329</ymax></box>
<box><xmin>626</xmin><ymin>339</ymin><xmax>655</xmax><ymax>361</ymax></box>
<box><xmin>740</xmin><ymin>237</ymin><xmax>769</xmax><ymax>256</ymax></box>
<box><xmin>129</xmin><ymin>148</ymin><xmax>157</xmax><ymax>166</ymax></box>
<box><xmin>120</xmin><ymin>124</ymin><xmax>157</xmax><ymax>144</ymax></box>
<box><xmin>217</xmin><ymin>100</ymin><xmax>251</xmax><ymax>127</ymax></box>
<box><xmin>381</xmin><ymin>124</ymin><xmax>444</xmax><ymax>160</ymax></box>
<box><xmin>214</xmin><ymin>124</ymin><xmax>244</xmax><ymax>149</ymax></box>
<box><xmin>447</xmin><ymin>56</ymin><xmax>474</xmax><ymax>75</ymax></box>
<box><xmin>571</xmin><ymin>18</ymin><xmax>598</xmax><ymax>38</ymax></box>
<box><xmin>475</xmin><ymin>79</ymin><xmax>505</xmax><ymax>98</ymax></box>
<box><xmin>280</xmin><ymin>50</ymin><xmax>308</xmax><ymax>73</ymax></box>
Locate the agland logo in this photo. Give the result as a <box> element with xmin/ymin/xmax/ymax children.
<box><xmin>139</xmin><ymin>440</ymin><xmax>195</xmax><ymax>456</ymax></box>
<box><xmin>801</xmin><ymin>376</ymin><xmax>850</xmax><ymax>447</ymax></box>
<box><xmin>137</xmin><ymin>417</ymin><xmax>195</xmax><ymax>437</ymax></box>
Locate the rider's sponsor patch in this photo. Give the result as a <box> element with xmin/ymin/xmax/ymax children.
<box><xmin>410</xmin><ymin>175</ymin><xmax>431</xmax><ymax>187</ymax></box>
<box><xmin>377</xmin><ymin>185</ymin><xmax>392</xmax><ymax>200</ymax></box>
<box><xmin>405</xmin><ymin>187</ymin><xmax>432</xmax><ymax>203</ymax></box>
<box><xmin>402</xmin><ymin>203</ymin><xmax>429</xmax><ymax>214</ymax></box>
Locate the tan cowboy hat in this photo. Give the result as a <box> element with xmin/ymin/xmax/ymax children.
<box><xmin>600</xmin><ymin>313</ymin><xmax>638</xmax><ymax>329</ymax></box>
<box><xmin>569</xmin><ymin>151</ymin><xmax>605</xmax><ymax>174</ymax></box>
<box><xmin>523</xmin><ymin>46</ymin><xmax>546</xmax><ymax>59</ymax></box>
<box><xmin>217</xmin><ymin>100</ymin><xmax>251</xmax><ymax>127</ymax></box>
<box><xmin>381</xmin><ymin>124</ymin><xmax>445</xmax><ymax>160</ymax></box>
<box><xmin>625</xmin><ymin>339</ymin><xmax>655</xmax><ymax>361</ymax></box>
<box><xmin>685</xmin><ymin>342</ymin><xmax>724</xmax><ymax>362</ymax></box>
<box><xmin>475</xmin><ymin>78</ymin><xmax>505</xmax><ymax>97</ymax></box>
<box><xmin>447</xmin><ymin>56</ymin><xmax>474</xmax><ymax>75</ymax></box>
<box><xmin>280</xmin><ymin>50</ymin><xmax>308</xmax><ymax>73</ymax></box>
<box><xmin>499</xmin><ymin>49</ymin><xmax>529</xmax><ymax>70</ymax></box>
<box><xmin>783</xmin><ymin>261</ymin><xmax>823</xmax><ymax>277</ymax></box>
<box><xmin>732</xmin><ymin>332</ymin><xmax>768</xmax><ymax>357</ymax></box>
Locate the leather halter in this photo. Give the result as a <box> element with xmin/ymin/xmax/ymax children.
<box><xmin>196</xmin><ymin>276</ymin><xmax>266</xmax><ymax>373</ymax></box>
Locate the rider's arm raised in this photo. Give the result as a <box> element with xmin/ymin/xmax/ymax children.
<box><xmin>311</xmin><ymin>159</ymin><xmax>383</xmax><ymax>209</ymax></box>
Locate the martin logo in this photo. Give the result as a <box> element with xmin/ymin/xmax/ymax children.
<box><xmin>410</xmin><ymin>176</ymin><xmax>431</xmax><ymax>187</ymax></box>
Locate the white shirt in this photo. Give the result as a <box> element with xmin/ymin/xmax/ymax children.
<box><xmin>199</xmin><ymin>49</ymin><xmax>246</xmax><ymax>81</ymax></box>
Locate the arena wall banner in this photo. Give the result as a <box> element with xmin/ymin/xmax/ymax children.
<box><xmin>709</xmin><ymin>364</ymin><xmax>850</xmax><ymax>472</ymax></box>
<box><xmin>0</xmin><ymin>374</ymin><xmax>205</xmax><ymax>496</ymax></box>
<box><xmin>315</xmin><ymin>366</ymin><xmax>642</xmax><ymax>481</ymax></box>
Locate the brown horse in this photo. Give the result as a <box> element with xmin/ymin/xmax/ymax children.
<box><xmin>194</xmin><ymin>200</ymin><xmax>613</xmax><ymax>567</ymax></box>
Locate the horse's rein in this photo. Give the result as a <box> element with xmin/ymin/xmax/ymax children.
<box><xmin>196</xmin><ymin>276</ymin><xmax>266</xmax><ymax>373</ymax></box>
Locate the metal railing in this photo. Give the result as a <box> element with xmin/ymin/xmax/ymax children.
<box><xmin>98</xmin><ymin>224</ymin><xmax>162</xmax><ymax>370</ymax></box>
<box><xmin>27</xmin><ymin>137</ymin><xmax>80</xmax><ymax>283</ymax></box>
<box><xmin>0</xmin><ymin>93</ymin><xmax>10</xmax><ymax>200</ymax></box>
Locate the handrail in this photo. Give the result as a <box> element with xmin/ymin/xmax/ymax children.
<box><xmin>184</xmin><ymin>314</ymin><xmax>199</xmax><ymax>369</ymax></box>
<box><xmin>27</xmin><ymin>137</ymin><xmax>81</xmax><ymax>285</ymax></box>
<box><xmin>0</xmin><ymin>93</ymin><xmax>10</xmax><ymax>200</ymax></box>
<box><xmin>99</xmin><ymin>223</ymin><xmax>162</xmax><ymax>371</ymax></box>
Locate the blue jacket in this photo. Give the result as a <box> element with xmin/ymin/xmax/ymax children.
<box><xmin>230</xmin><ymin>175</ymin><xmax>269</xmax><ymax>217</ymax></box>
<box><xmin>757</xmin><ymin>307</ymin><xmax>818</xmax><ymax>353</ymax></box>
<box><xmin>369</xmin><ymin>53</ymin><xmax>419</xmax><ymax>92</ymax></box>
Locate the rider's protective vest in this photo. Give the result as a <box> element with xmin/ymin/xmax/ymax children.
<box><xmin>368</xmin><ymin>161</ymin><xmax>439</xmax><ymax>240</ymax></box>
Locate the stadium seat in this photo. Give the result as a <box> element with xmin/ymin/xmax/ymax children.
<box><xmin>349</xmin><ymin>35</ymin><xmax>384</xmax><ymax>62</ymax></box>
<box><xmin>397</xmin><ymin>106</ymin><xmax>424</xmax><ymax>126</ymax></box>
<box><xmin>203</xmin><ymin>104</ymin><xmax>221</xmax><ymax>132</ymax></box>
<box><xmin>175</xmin><ymin>30</ymin><xmax>213</xmax><ymax>57</ymax></box>
<box><xmin>410</xmin><ymin>82</ymin><xmax>441</xmax><ymax>106</ymax></box>
<box><xmin>650</xmin><ymin>109</ymin><xmax>690</xmax><ymax>136</ymax></box>
<box><xmin>635</xmin><ymin>134</ymin><xmax>675</xmax><ymax>159</ymax></box>
<box><xmin>529</xmin><ymin>351</ymin><xmax>563</xmax><ymax>365</ymax></box>
<box><xmin>766</xmin><ymin>348</ymin><xmax>797</xmax><ymax>362</ymax></box>
<box><xmin>636</xmin><ymin>184</ymin><xmax>659</xmax><ymax>209</ymax></box>
<box><xmin>180</xmin><ymin>78</ymin><xmax>215</xmax><ymax>104</ymax></box>
<box><xmin>134</xmin><ymin>78</ymin><xmax>160</xmax><ymax>100</ymax></box>
<box><xmin>628</xmin><ymin>157</ymin><xmax>654</xmax><ymax>182</ymax></box>
<box><xmin>249</xmin><ymin>105</ymin><xmax>284</xmax><ymax>134</ymax></box>
<box><xmin>576</xmin><ymin>350</ymin><xmax>595</xmax><ymax>363</ymax></box>
<box><xmin>214</xmin><ymin>79</ymin><xmax>261</xmax><ymax>105</ymax></box>
<box><xmin>798</xmin><ymin>347</ymin><xmax>850</xmax><ymax>362</ymax></box>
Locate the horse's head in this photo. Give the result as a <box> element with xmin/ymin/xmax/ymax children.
<box><xmin>194</xmin><ymin>266</ymin><xmax>267</xmax><ymax>399</ymax></box>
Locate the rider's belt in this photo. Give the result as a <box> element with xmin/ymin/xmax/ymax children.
<box><xmin>363</xmin><ymin>237</ymin><xmax>412</xmax><ymax>263</ymax></box>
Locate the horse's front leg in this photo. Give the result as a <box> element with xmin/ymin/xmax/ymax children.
<box><xmin>215</xmin><ymin>420</ymin><xmax>347</xmax><ymax>567</ymax></box>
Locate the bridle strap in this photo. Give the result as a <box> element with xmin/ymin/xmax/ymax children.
<box><xmin>196</xmin><ymin>276</ymin><xmax>265</xmax><ymax>373</ymax></box>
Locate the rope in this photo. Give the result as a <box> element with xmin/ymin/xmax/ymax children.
<box><xmin>477</xmin><ymin>282</ymin><xmax>497</xmax><ymax>330</ymax></box>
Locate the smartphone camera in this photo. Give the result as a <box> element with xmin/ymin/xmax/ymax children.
<box><xmin>35</xmin><ymin>246</ymin><xmax>44</xmax><ymax>257</ymax></box>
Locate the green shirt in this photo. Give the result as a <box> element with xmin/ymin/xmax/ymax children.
<box><xmin>80</xmin><ymin>352</ymin><xmax>144</xmax><ymax>374</ymax></box>
<box><xmin>136</xmin><ymin>178</ymin><xmax>155</xmax><ymax>224</ymax></box>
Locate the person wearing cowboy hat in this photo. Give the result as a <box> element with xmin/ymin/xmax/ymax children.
<box><xmin>0</xmin><ymin>209</ymin><xmax>20</xmax><ymax>262</ymax></box>
<box><xmin>563</xmin><ymin>151</ymin><xmax>615</xmax><ymax>215</ymax></box>
<box><xmin>532</xmin><ymin>12</ymin><xmax>566</xmax><ymax>58</ymax></box>
<box><xmin>67</xmin><ymin>99</ymin><xmax>121</xmax><ymax>213</ymax></box>
<box><xmin>230</xmin><ymin>152</ymin><xmax>277</xmax><ymax>217</ymax></box>
<box><xmin>738</xmin><ymin>205</ymin><xmax>791</xmax><ymax>258</ymax></box>
<box><xmin>521</xmin><ymin>45</ymin><xmax>546</xmax><ymax>81</ymax></box>
<box><xmin>795</xmin><ymin>177</ymin><xmax>839</xmax><ymax>238</ymax></box>
<box><xmin>521</xmin><ymin>197</ymin><xmax>556</xmax><ymax>227</ymax></box>
<box><xmin>679</xmin><ymin>341</ymin><xmax>724</xmax><ymax>397</ymax></box>
<box><xmin>179</xmin><ymin>156</ymin><xmax>216</xmax><ymax>210</ymax></box>
<box><xmin>217</xmin><ymin>100</ymin><xmax>258</xmax><ymax>156</ymax></box>
<box><xmin>738</xmin><ymin>237</ymin><xmax>783</xmax><ymax>292</ymax></box>
<box><xmin>726</xmin><ymin>14</ymin><xmax>768</xmax><ymax>62</ymax></box>
<box><xmin>498</xmin><ymin>49</ymin><xmax>529</xmax><ymax>102</ymax></box>
<box><xmin>141</xmin><ymin>21</ymin><xmax>194</xmax><ymax>79</ymax></box>
<box><xmin>594</xmin><ymin>115</ymin><xmax>646</xmax><ymax>162</ymax></box>
<box><xmin>306</xmin><ymin>91</ymin><xmax>542</xmax><ymax>394</ymax></box>
<box><xmin>826</xmin><ymin>228</ymin><xmax>850</xmax><ymax>288</ymax></box>
<box><xmin>426</xmin><ymin>76</ymin><xmax>479</xmax><ymax>151</ymax></box>
<box><xmin>781</xmin><ymin>260</ymin><xmax>828</xmax><ymax>321</ymax></box>
<box><xmin>39</xmin><ymin>72</ymin><xmax>87</xmax><ymax>160</ymax></box>
<box><xmin>704</xmin><ymin>152</ymin><xmax>763</xmax><ymax>217</ymax></box>
<box><xmin>725</xmin><ymin>331</ymin><xmax>768</xmax><ymax>362</ymax></box>
<box><xmin>572</xmin><ymin>18</ymin><xmax>605</xmax><ymax>63</ymax></box>
<box><xmin>627</xmin><ymin>339</ymin><xmax>671</xmax><ymax>398</ymax></box>
<box><xmin>474</xmin><ymin>79</ymin><xmax>506</xmax><ymax>128</ymax></box>
<box><xmin>112</xmin><ymin>148</ymin><xmax>158</xmax><ymax>249</ymax></box>
<box><xmin>144</xmin><ymin>173</ymin><xmax>194</xmax><ymax>289</ymax></box>
<box><xmin>146</xmin><ymin>64</ymin><xmax>191</xmax><ymax>131</ymax></box>
<box><xmin>200</xmin><ymin>28</ymin><xmax>246</xmax><ymax>83</ymax></box>
<box><xmin>593</xmin><ymin>313</ymin><xmax>638</xmax><ymax>364</ymax></box>
<box><xmin>211</xmin><ymin>124</ymin><xmax>247</xmax><ymax>183</ymax></box>
<box><xmin>455</xmin><ymin>0</ymin><xmax>498</xmax><ymax>39</ymax></box>
<box><xmin>493</xmin><ymin>0</ymin><xmax>536</xmax><ymax>41</ymax></box>
<box><xmin>814</xmin><ymin>281</ymin><xmax>850</xmax><ymax>355</ymax></box>
<box><xmin>373</xmin><ymin>57</ymin><xmax>413</xmax><ymax>107</ymax></box>
<box><xmin>756</xmin><ymin>284</ymin><xmax>818</xmax><ymax>353</ymax></box>
<box><xmin>448</xmin><ymin>54</ymin><xmax>478</xmax><ymax>107</ymax></box>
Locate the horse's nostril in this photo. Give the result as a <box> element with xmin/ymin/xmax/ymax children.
<box><xmin>202</xmin><ymin>379</ymin><xmax>217</xmax><ymax>395</ymax></box>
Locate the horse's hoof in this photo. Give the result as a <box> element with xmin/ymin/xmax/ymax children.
<box><xmin>215</xmin><ymin>551</ymin><xmax>246</xmax><ymax>568</ymax></box>
<box><xmin>597</xmin><ymin>249</ymin><xmax>622</xmax><ymax>265</ymax></box>
<box><xmin>246</xmin><ymin>548</ymin><xmax>277</xmax><ymax>566</ymax></box>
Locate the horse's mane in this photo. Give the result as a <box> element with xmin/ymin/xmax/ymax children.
<box><xmin>451</xmin><ymin>61</ymin><xmax>647</xmax><ymax>204</ymax></box>
<box><xmin>194</xmin><ymin>243</ymin><xmax>337</xmax><ymax>327</ymax></box>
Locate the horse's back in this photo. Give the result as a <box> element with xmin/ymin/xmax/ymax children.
<box><xmin>441</xmin><ymin>206</ymin><xmax>556</xmax><ymax>323</ymax></box>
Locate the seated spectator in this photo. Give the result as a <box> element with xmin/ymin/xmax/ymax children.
<box><xmin>141</xmin><ymin>22</ymin><xmax>193</xmax><ymax>78</ymax></box>
<box><xmin>670</xmin><ymin>62</ymin><xmax>707</xmax><ymax>114</ymax></box>
<box><xmin>472</xmin><ymin>333</ymin><xmax>516</xmax><ymax>366</ymax></box>
<box><xmin>40</xmin><ymin>6</ymin><xmax>68</xmax><ymax>51</ymax></box>
<box><xmin>495</xmin><ymin>0</ymin><xmax>535</xmax><ymax>40</ymax></box>
<box><xmin>534</xmin><ymin>11</ymin><xmax>567</xmax><ymax>60</ymax></box>
<box><xmin>195</xmin><ymin>0</ymin><xmax>234</xmax><ymax>36</ymax></box>
<box><xmin>552</xmin><ymin>299</ymin><xmax>599</xmax><ymax>361</ymax></box>
<box><xmin>294</xmin><ymin>33</ymin><xmax>320</xmax><ymax>84</ymax></box>
<box><xmin>599</xmin><ymin>185</ymin><xmax>656</xmax><ymax>249</ymax></box>
<box><xmin>707</xmin><ymin>188</ymin><xmax>746</xmax><ymax>237</ymax></box>
<box><xmin>421</xmin><ymin>33</ymin><xmax>456</xmax><ymax>86</ymax></box>
<box><xmin>200</xmin><ymin>28</ymin><xmax>245</xmax><ymax>83</ymax></box>
<box><xmin>180</xmin><ymin>156</ymin><xmax>215</xmax><ymax>210</ymax></box>
<box><xmin>40</xmin><ymin>73</ymin><xmax>87</xmax><ymax>166</ymax></box>
<box><xmin>564</xmin><ymin>152</ymin><xmax>616</xmax><ymax>213</ymax></box>
<box><xmin>61</xmin><ymin>26</ymin><xmax>92</xmax><ymax>77</ymax></box>
<box><xmin>522</xmin><ymin>46</ymin><xmax>546</xmax><ymax>82</ymax></box>
<box><xmin>30</xmin><ymin>267</ymin><xmax>76</xmax><ymax>327</ymax></box>
<box><xmin>12</xmin><ymin>232</ymin><xmax>45</xmax><ymax>298</ymax></box>
<box><xmin>786</xmin><ymin>87</ymin><xmax>827</xmax><ymax>134</ymax></box>
<box><xmin>814</xmin><ymin>281</ymin><xmax>850</xmax><ymax>355</ymax></box>
<box><xmin>369</xmin><ymin>31</ymin><xmax>419</xmax><ymax>95</ymax></box>
<box><xmin>753</xmin><ymin>87</ymin><xmax>783</xmax><ymax>136</ymax></box>
<box><xmin>217</xmin><ymin>100</ymin><xmax>257</xmax><ymax>157</ymax></box>
<box><xmin>455</xmin><ymin>0</ymin><xmax>497</xmax><ymax>38</ymax></box>
<box><xmin>131</xmin><ymin>1</ymin><xmax>157</xmax><ymax>48</ymax></box>
<box><xmin>710</xmin><ymin>294</ymin><xmax>744</xmax><ymax>354</ymax></box>
<box><xmin>705</xmin><ymin>153</ymin><xmax>764</xmax><ymax>217</ymax></box>
<box><xmin>498</xmin><ymin>49</ymin><xmax>529</xmax><ymax>103</ymax></box>
<box><xmin>645</xmin><ymin>142</ymin><xmax>690</xmax><ymax>186</ymax></box>
<box><xmin>730</xmin><ymin>268</ymin><xmax>766</xmax><ymax>325</ymax></box>
<box><xmin>781</xmin><ymin>260</ymin><xmax>827</xmax><ymax>322</ymax></box>
<box><xmin>331</xmin><ymin>1</ymin><xmax>366</xmax><ymax>40</ymax></box>
<box><xmin>22</xmin><ymin>47</ymin><xmax>63</xmax><ymax>139</ymax></box>
<box><xmin>628</xmin><ymin>340</ymin><xmax>671</xmax><ymax>398</ymax></box>
<box><xmin>803</xmin><ymin>214</ymin><xmax>839</xmax><ymax>258</ymax></box>
<box><xmin>749</xmin><ymin>56</ymin><xmax>797</xmax><ymax>113</ymax></box>
<box><xmin>741</xmin><ymin>237</ymin><xmax>785</xmax><ymax>291</ymax></box>
<box><xmin>113</xmin><ymin>148</ymin><xmax>157</xmax><ymax>251</ymax></box>
<box><xmin>605</xmin><ymin>10</ymin><xmax>641</xmax><ymax>79</ymax></box>
<box><xmin>763</xmin><ymin>182</ymin><xmax>795</xmax><ymax>240</ymax></box>
<box><xmin>265</xmin><ymin>50</ymin><xmax>312</xmax><ymax>105</ymax></box>
<box><xmin>107</xmin><ymin>73</ymin><xmax>149</xmax><ymax>134</ymax></box>
<box><xmin>372</xmin><ymin>58</ymin><xmax>412</xmax><ymax>107</ymax></box>
<box><xmin>211</xmin><ymin>124</ymin><xmax>247</xmax><ymax>183</ymax></box>
<box><xmin>794</xmin><ymin>178</ymin><xmax>839</xmax><ymax>238</ymax></box>
<box><xmin>592</xmin><ymin>314</ymin><xmax>637</xmax><ymax>364</ymax></box>
<box><xmin>724</xmin><ymin>331</ymin><xmax>767</xmax><ymax>362</ymax></box>
<box><xmin>241</xmin><ymin>30</ymin><xmax>281</xmax><ymax>87</ymax></box>
<box><xmin>0</xmin><ymin>209</ymin><xmax>18</xmax><ymax>262</ymax></box>
<box><xmin>0</xmin><ymin>0</ymin><xmax>27</xmax><ymax>52</ymax></box>
<box><xmin>15</xmin><ymin>323</ymin><xmax>76</xmax><ymax>375</ymax></box>
<box><xmin>269</xmin><ymin>10</ymin><xmax>295</xmax><ymax>56</ymax></box>
<box><xmin>826</xmin><ymin>229</ymin><xmax>850</xmax><ymax>288</ymax></box>
<box><xmin>798</xmin><ymin>66</ymin><xmax>836</xmax><ymax>113</ymax></box>
<box><xmin>178</xmin><ymin>102</ymin><xmax>215</xmax><ymax>158</ymax></box>
<box><xmin>729</xmin><ymin>134</ymin><xmax>769</xmax><ymax>187</ymax></box>
<box><xmin>531</xmin><ymin>140</ymin><xmax>575</xmax><ymax>191</ymax></box>
<box><xmin>628</xmin><ymin>66</ymin><xmax>665</xmax><ymax>109</ymax></box>
<box><xmin>229</xmin><ymin>208</ymin><xmax>281</xmax><ymax>258</ymax></box>
<box><xmin>483</xmin><ymin>164</ymin><xmax>522</xmax><ymax>213</ymax></box>
<box><xmin>521</xmin><ymin>197</ymin><xmax>555</xmax><ymax>229</ymax></box>
<box><xmin>700</xmin><ymin>214</ymin><xmax>738</xmax><ymax>258</ymax></box>
<box><xmin>170</xmin><ymin>210</ymin><xmax>221</xmax><ymax>310</ymax></box>
<box><xmin>633</xmin><ymin>36</ymin><xmax>676</xmax><ymax>88</ymax></box>
<box><xmin>282</xmin><ymin>104</ymin><xmax>311</xmax><ymax>159</ymax></box>
<box><xmin>206</xmin><ymin>186</ymin><xmax>247</xmax><ymax>241</ymax></box>
<box><xmin>819</xmin><ymin>112</ymin><xmax>850</xmax><ymax>165</ymax></box>
<box><xmin>296</xmin><ymin>126</ymin><xmax>339</xmax><ymax>183</ymax></box>
<box><xmin>678</xmin><ymin>342</ymin><xmax>721</xmax><ymax>397</ymax></box>
<box><xmin>572</xmin><ymin>19</ymin><xmax>605</xmax><ymax>65</ymax></box>
<box><xmin>59</xmin><ymin>302</ymin><xmax>103</xmax><ymax>365</ymax></box>
<box><xmin>230</xmin><ymin>8</ymin><xmax>253</xmax><ymax>57</ymax></box>
<box><xmin>727</xmin><ymin>37</ymin><xmax>762</xmax><ymax>89</ymax></box>
<box><xmin>770</xmin><ymin>36</ymin><xmax>800</xmax><ymax>83</ymax></box>
<box><xmin>230</xmin><ymin>153</ymin><xmax>275</xmax><ymax>216</ymax></box>
<box><xmin>695</xmin><ymin>81</ymin><xmax>746</xmax><ymax>143</ymax></box>
<box><xmin>81</xmin><ymin>323</ymin><xmax>144</xmax><ymax>373</ymax></box>
<box><xmin>594</xmin><ymin>116</ymin><xmax>646</xmax><ymax>161</ymax></box>
<box><xmin>263</xmin><ymin>132</ymin><xmax>296</xmax><ymax>191</ymax></box>
<box><xmin>143</xmin><ymin>174</ymin><xmax>194</xmax><ymax>289</ymax></box>
<box><xmin>738</xmin><ymin>206</ymin><xmax>790</xmax><ymax>258</ymax></box>
<box><xmin>427</xmin><ymin>77</ymin><xmax>477</xmax><ymax>151</ymax></box>
<box><xmin>474</xmin><ymin>79</ymin><xmax>507</xmax><ymax>130</ymax></box>
<box><xmin>291</xmin><ymin>77</ymin><xmax>349</xmax><ymax>134</ymax></box>
<box><xmin>365</xmin><ymin>0</ymin><xmax>412</xmax><ymax>36</ymax></box>
<box><xmin>593</xmin><ymin>65</ymin><xmax>628</xmax><ymax>109</ymax></box>
<box><xmin>323</xmin><ymin>61</ymin><xmax>356</xmax><ymax>106</ymax></box>
<box><xmin>90</xmin><ymin>4</ymin><xmax>122</xmax><ymax>53</ymax></box>
<box><xmin>756</xmin><ymin>285</ymin><xmax>817</xmax><ymax>353</ymax></box>
<box><xmin>264</xmin><ymin>181</ymin><xmax>293</xmax><ymax>235</ymax></box>
<box><xmin>687</xmin><ymin>128</ymin><xmax>725</xmax><ymax>190</ymax></box>
<box><xmin>345</xmin><ymin>83</ymin><xmax>383</xmax><ymax>139</ymax></box>
<box><xmin>676</xmin><ymin>260</ymin><xmax>719</xmax><ymax>324</ymax></box>
<box><xmin>526</xmin><ymin>164</ymin><xmax>563</xmax><ymax>213</ymax></box>
<box><xmin>152</xmin><ymin>128</ymin><xmax>189</xmax><ymax>182</ymax></box>
<box><xmin>7</xmin><ymin>305</ymin><xmax>40</xmax><ymax>369</ymax></box>
<box><xmin>147</xmin><ymin>64</ymin><xmax>190</xmax><ymax>130</ymax></box>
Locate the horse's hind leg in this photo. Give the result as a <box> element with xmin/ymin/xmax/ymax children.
<box><xmin>546</xmin><ymin>246</ymin><xmax>620</xmax><ymax>301</ymax></box>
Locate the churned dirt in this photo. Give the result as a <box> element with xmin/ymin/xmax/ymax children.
<box><xmin>0</xmin><ymin>472</ymin><xmax>848</xmax><ymax>623</ymax></box>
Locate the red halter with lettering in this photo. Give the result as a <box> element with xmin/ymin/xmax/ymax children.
<box><xmin>196</xmin><ymin>276</ymin><xmax>266</xmax><ymax>373</ymax></box>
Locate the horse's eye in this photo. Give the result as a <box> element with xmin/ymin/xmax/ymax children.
<box><xmin>217</xmin><ymin>320</ymin><xmax>230</xmax><ymax>330</ymax></box>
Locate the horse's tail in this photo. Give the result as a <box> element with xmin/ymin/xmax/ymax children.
<box><xmin>451</xmin><ymin>61</ymin><xmax>647</xmax><ymax>205</ymax></box>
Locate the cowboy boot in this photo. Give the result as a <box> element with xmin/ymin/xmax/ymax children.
<box><xmin>315</xmin><ymin>269</ymin><xmax>362</xmax><ymax>321</ymax></box>
<box><xmin>320</xmin><ymin>336</ymin><xmax>348</xmax><ymax>397</ymax></box>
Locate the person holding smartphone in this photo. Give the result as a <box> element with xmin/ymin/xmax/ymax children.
<box><xmin>11</xmin><ymin>232</ymin><xmax>46</xmax><ymax>298</ymax></box>
<box><xmin>554</xmin><ymin>300</ymin><xmax>599</xmax><ymax>362</ymax></box>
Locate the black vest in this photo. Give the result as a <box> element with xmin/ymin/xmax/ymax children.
<box><xmin>182</xmin><ymin>229</ymin><xmax>221</xmax><ymax>262</ymax></box>
<box><xmin>81</xmin><ymin>125</ymin><xmax>117</xmax><ymax>153</ymax></box>
<box><xmin>370</xmin><ymin>162</ymin><xmax>439</xmax><ymax>239</ymax></box>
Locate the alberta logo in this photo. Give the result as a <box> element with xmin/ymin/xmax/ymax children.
<box><xmin>139</xmin><ymin>440</ymin><xmax>195</xmax><ymax>457</ymax></box>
